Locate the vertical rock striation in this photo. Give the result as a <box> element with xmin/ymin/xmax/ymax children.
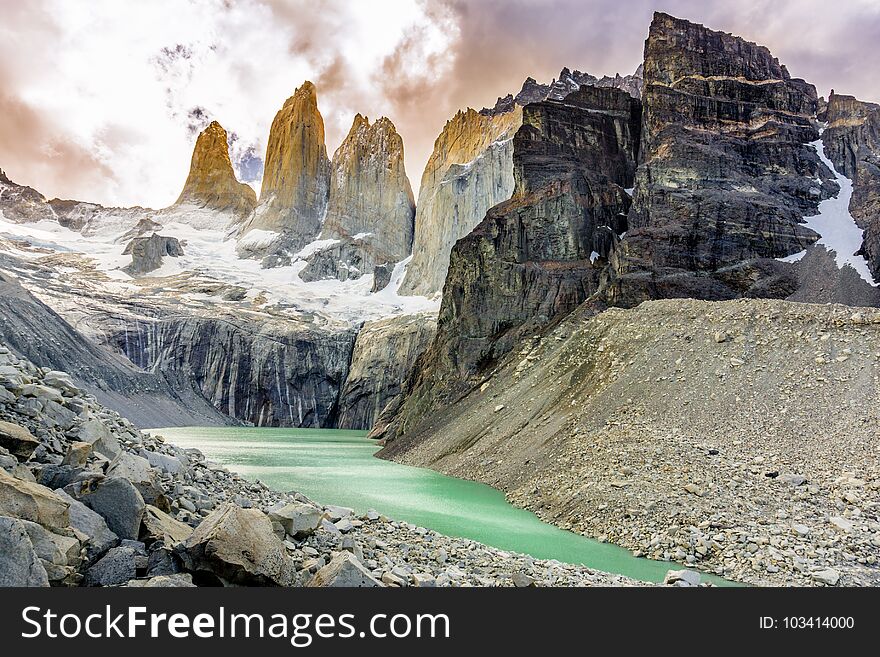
<box><xmin>605</xmin><ymin>12</ymin><xmax>831</xmax><ymax>305</ymax></box>
<box><xmin>821</xmin><ymin>93</ymin><xmax>880</xmax><ymax>282</ymax></box>
<box><xmin>399</xmin><ymin>106</ymin><xmax>523</xmax><ymax>297</ymax></box>
<box><xmin>239</xmin><ymin>82</ymin><xmax>331</xmax><ymax>262</ymax></box>
<box><xmin>299</xmin><ymin>114</ymin><xmax>415</xmax><ymax>282</ymax></box>
<box><xmin>174</xmin><ymin>121</ymin><xmax>257</xmax><ymax>219</ymax></box>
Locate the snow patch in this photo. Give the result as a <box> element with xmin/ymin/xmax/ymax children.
<box><xmin>779</xmin><ymin>135</ymin><xmax>876</xmax><ymax>285</ymax></box>
<box><xmin>237</xmin><ymin>228</ymin><xmax>280</xmax><ymax>249</ymax></box>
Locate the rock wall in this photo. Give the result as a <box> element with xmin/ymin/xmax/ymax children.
<box><xmin>110</xmin><ymin>315</ymin><xmax>356</xmax><ymax>428</ymax></box>
<box><xmin>821</xmin><ymin>93</ymin><xmax>880</xmax><ymax>282</ymax></box>
<box><xmin>239</xmin><ymin>82</ymin><xmax>331</xmax><ymax>260</ymax></box>
<box><xmin>605</xmin><ymin>12</ymin><xmax>831</xmax><ymax>305</ymax></box>
<box><xmin>399</xmin><ymin>106</ymin><xmax>522</xmax><ymax>297</ymax></box>
<box><xmin>337</xmin><ymin>312</ymin><xmax>436</xmax><ymax>430</ymax></box>
<box><xmin>301</xmin><ymin>115</ymin><xmax>414</xmax><ymax>282</ymax></box>
<box><xmin>174</xmin><ymin>121</ymin><xmax>257</xmax><ymax>219</ymax></box>
<box><xmin>373</xmin><ymin>86</ymin><xmax>641</xmax><ymax>442</ymax></box>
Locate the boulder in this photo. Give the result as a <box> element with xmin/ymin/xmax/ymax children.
<box><xmin>0</xmin><ymin>420</ymin><xmax>40</xmax><ymax>461</ymax></box>
<box><xmin>85</xmin><ymin>546</ymin><xmax>139</xmax><ymax>587</ymax></box>
<box><xmin>75</xmin><ymin>418</ymin><xmax>122</xmax><ymax>460</ymax></box>
<box><xmin>176</xmin><ymin>503</ymin><xmax>297</xmax><ymax>586</ymax></box>
<box><xmin>128</xmin><ymin>573</ymin><xmax>195</xmax><ymax>588</ymax></box>
<box><xmin>0</xmin><ymin>468</ymin><xmax>70</xmax><ymax>531</ymax></box>
<box><xmin>53</xmin><ymin>488</ymin><xmax>118</xmax><ymax>561</ymax></box>
<box><xmin>663</xmin><ymin>569</ymin><xmax>702</xmax><ymax>587</ymax></box>
<box><xmin>0</xmin><ymin>516</ymin><xmax>50</xmax><ymax>586</ymax></box>
<box><xmin>267</xmin><ymin>501</ymin><xmax>322</xmax><ymax>539</ymax></box>
<box><xmin>307</xmin><ymin>552</ymin><xmax>383</xmax><ymax>587</ymax></box>
<box><xmin>42</xmin><ymin>370</ymin><xmax>80</xmax><ymax>396</ymax></box>
<box><xmin>106</xmin><ymin>452</ymin><xmax>166</xmax><ymax>507</ymax></box>
<box><xmin>20</xmin><ymin>519</ymin><xmax>82</xmax><ymax>585</ymax></box>
<box><xmin>140</xmin><ymin>504</ymin><xmax>193</xmax><ymax>545</ymax></box>
<box><xmin>65</xmin><ymin>476</ymin><xmax>145</xmax><ymax>540</ymax></box>
<box><xmin>140</xmin><ymin>449</ymin><xmax>186</xmax><ymax>475</ymax></box>
<box><xmin>62</xmin><ymin>441</ymin><xmax>92</xmax><ymax>467</ymax></box>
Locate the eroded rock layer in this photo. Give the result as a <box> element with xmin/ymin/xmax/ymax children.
<box><xmin>605</xmin><ymin>12</ymin><xmax>831</xmax><ymax>305</ymax></box>
<box><xmin>174</xmin><ymin>121</ymin><xmax>257</xmax><ymax>219</ymax></box>
<box><xmin>399</xmin><ymin>106</ymin><xmax>522</xmax><ymax>297</ymax></box>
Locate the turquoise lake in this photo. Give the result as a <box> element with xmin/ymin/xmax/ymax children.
<box><xmin>156</xmin><ymin>426</ymin><xmax>731</xmax><ymax>585</ymax></box>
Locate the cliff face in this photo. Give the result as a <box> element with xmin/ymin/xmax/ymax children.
<box><xmin>605</xmin><ymin>12</ymin><xmax>830</xmax><ymax>305</ymax></box>
<box><xmin>174</xmin><ymin>121</ymin><xmax>257</xmax><ymax>219</ymax></box>
<box><xmin>300</xmin><ymin>115</ymin><xmax>415</xmax><ymax>282</ymax></box>
<box><xmin>399</xmin><ymin>106</ymin><xmax>522</xmax><ymax>296</ymax></box>
<box><xmin>337</xmin><ymin>312</ymin><xmax>437</xmax><ymax>430</ymax></box>
<box><xmin>112</xmin><ymin>315</ymin><xmax>356</xmax><ymax>428</ymax></box>
<box><xmin>822</xmin><ymin>94</ymin><xmax>880</xmax><ymax>282</ymax></box>
<box><xmin>373</xmin><ymin>86</ymin><xmax>641</xmax><ymax>441</ymax></box>
<box><xmin>238</xmin><ymin>82</ymin><xmax>331</xmax><ymax>260</ymax></box>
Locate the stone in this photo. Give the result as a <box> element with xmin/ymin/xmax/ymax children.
<box><xmin>127</xmin><ymin>573</ymin><xmax>195</xmax><ymax>588</ymax></box>
<box><xmin>75</xmin><ymin>418</ymin><xmax>121</xmax><ymax>460</ymax></box>
<box><xmin>85</xmin><ymin>546</ymin><xmax>139</xmax><ymax>586</ymax></box>
<box><xmin>324</xmin><ymin>505</ymin><xmax>355</xmax><ymax>522</ymax></box>
<box><xmin>174</xmin><ymin>120</ymin><xmax>257</xmax><ymax>219</ymax></box>
<box><xmin>176</xmin><ymin>503</ymin><xmax>297</xmax><ymax>586</ymax></box>
<box><xmin>381</xmin><ymin>571</ymin><xmax>405</xmax><ymax>586</ymax></box>
<box><xmin>511</xmin><ymin>572</ymin><xmax>536</xmax><ymax>587</ymax></box>
<box><xmin>829</xmin><ymin>516</ymin><xmax>854</xmax><ymax>533</ymax></box>
<box><xmin>140</xmin><ymin>504</ymin><xmax>193</xmax><ymax>545</ymax></box>
<box><xmin>42</xmin><ymin>370</ymin><xmax>79</xmax><ymax>396</ymax></box>
<box><xmin>779</xmin><ymin>474</ymin><xmax>807</xmax><ymax>487</ymax></box>
<box><xmin>411</xmin><ymin>573</ymin><xmax>436</xmax><ymax>587</ymax></box>
<box><xmin>812</xmin><ymin>568</ymin><xmax>840</xmax><ymax>586</ymax></box>
<box><xmin>307</xmin><ymin>552</ymin><xmax>384</xmax><ymax>587</ymax></box>
<box><xmin>268</xmin><ymin>501</ymin><xmax>322</xmax><ymax>539</ymax></box>
<box><xmin>65</xmin><ymin>476</ymin><xmax>145</xmax><ymax>541</ymax></box>
<box><xmin>62</xmin><ymin>441</ymin><xmax>92</xmax><ymax>467</ymax></box>
<box><xmin>683</xmin><ymin>483</ymin><xmax>704</xmax><ymax>497</ymax></box>
<box><xmin>0</xmin><ymin>516</ymin><xmax>50</xmax><ymax>586</ymax></box>
<box><xmin>106</xmin><ymin>452</ymin><xmax>165</xmax><ymax>507</ymax></box>
<box><xmin>21</xmin><ymin>383</ymin><xmax>64</xmax><ymax>403</ymax></box>
<box><xmin>0</xmin><ymin>468</ymin><xmax>69</xmax><ymax>531</ymax></box>
<box><xmin>663</xmin><ymin>569</ymin><xmax>701</xmax><ymax>586</ymax></box>
<box><xmin>123</xmin><ymin>234</ymin><xmax>184</xmax><ymax>276</ymax></box>
<box><xmin>140</xmin><ymin>449</ymin><xmax>185</xmax><ymax>475</ymax></box>
<box><xmin>0</xmin><ymin>420</ymin><xmax>39</xmax><ymax>461</ymax></box>
<box><xmin>334</xmin><ymin>517</ymin><xmax>354</xmax><ymax>533</ymax></box>
<box><xmin>53</xmin><ymin>488</ymin><xmax>118</xmax><ymax>561</ymax></box>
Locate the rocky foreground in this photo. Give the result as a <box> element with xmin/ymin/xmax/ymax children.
<box><xmin>0</xmin><ymin>344</ymin><xmax>655</xmax><ymax>588</ymax></box>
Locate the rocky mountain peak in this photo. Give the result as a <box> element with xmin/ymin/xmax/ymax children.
<box><xmin>299</xmin><ymin>112</ymin><xmax>415</xmax><ymax>283</ymax></box>
<box><xmin>174</xmin><ymin>120</ymin><xmax>256</xmax><ymax>219</ymax></box>
<box><xmin>238</xmin><ymin>81</ymin><xmax>331</xmax><ymax>260</ymax></box>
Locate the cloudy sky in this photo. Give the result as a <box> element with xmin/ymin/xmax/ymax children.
<box><xmin>1</xmin><ymin>0</ymin><xmax>879</xmax><ymax>208</ymax></box>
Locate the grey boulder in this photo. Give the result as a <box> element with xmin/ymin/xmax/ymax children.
<box><xmin>64</xmin><ymin>476</ymin><xmax>145</xmax><ymax>540</ymax></box>
<box><xmin>0</xmin><ymin>516</ymin><xmax>50</xmax><ymax>586</ymax></box>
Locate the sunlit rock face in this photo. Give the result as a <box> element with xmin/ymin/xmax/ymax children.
<box><xmin>174</xmin><ymin>121</ymin><xmax>256</xmax><ymax>219</ymax></box>
<box><xmin>300</xmin><ymin>114</ymin><xmax>415</xmax><ymax>283</ymax></box>
<box><xmin>238</xmin><ymin>81</ymin><xmax>331</xmax><ymax>261</ymax></box>
<box><xmin>822</xmin><ymin>93</ymin><xmax>880</xmax><ymax>283</ymax></box>
<box><xmin>605</xmin><ymin>12</ymin><xmax>832</xmax><ymax>306</ymax></box>
<box><xmin>399</xmin><ymin>106</ymin><xmax>523</xmax><ymax>297</ymax></box>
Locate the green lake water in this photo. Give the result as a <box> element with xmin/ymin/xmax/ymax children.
<box><xmin>155</xmin><ymin>426</ymin><xmax>732</xmax><ymax>585</ymax></box>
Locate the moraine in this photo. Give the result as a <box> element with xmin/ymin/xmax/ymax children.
<box><xmin>156</xmin><ymin>426</ymin><xmax>732</xmax><ymax>585</ymax></box>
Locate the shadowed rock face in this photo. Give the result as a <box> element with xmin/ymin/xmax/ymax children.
<box><xmin>239</xmin><ymin>81</ymin><xmax>331</xmax><ymax>259</ymax></box>
<box><xmin>174</xmin><ymin>121</ymin><xmax>256</xmax><ymax>219</ymax></box>
<box><xmin>372</xmin><ymin>86</ymin><xmax>641</xmax><ymax>440</ymax></box>
<box><xmin>300</xmin><ymin>115</ymin><xmax>415</xmax><ymax>282</ymax></box>
<box><xmin>400</xmin><ymin>106</ymin><xmax>523</xmax><ymax>297</ymax></box>
<box><xmin>821</xmin><ymin>93</ymin><xmax>880</xmax><ymax>282</ymax></box>
<box><xmin>122</xmin><ymin>234</ymin><xmax>183</xmax><ymax>276</ymax></box>
<box><xmin>605</xmin><ymin>12</ymin><xmax>832</xmax><ymax>306</ymax></box>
